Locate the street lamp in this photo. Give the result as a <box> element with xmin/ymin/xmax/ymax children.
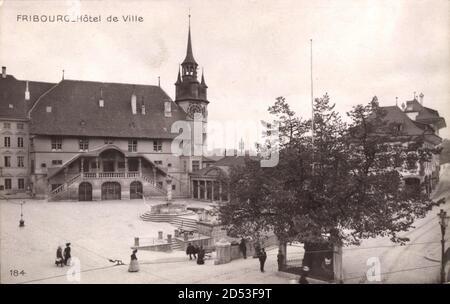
<box><xmin>438</xmin><ymin>209</ymin><xmax>449</xmax><ymax>284</ymax></box>
<box><xmin>19</xmin><ymin>201</ymin><xmax>26</xmax><ymax>227</ymax></box>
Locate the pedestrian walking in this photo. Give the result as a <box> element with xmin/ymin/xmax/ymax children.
<box><xmin>55</xmin><ymin>245</ymin><xmax>64</xmax><ymax>267</ymax></box>
<box><xmin>197</xmin><ymin>246</ymin><xmax>205</xmax><ymax>265</ymax></box>
<box><xmin>258</xmin><ymin>248</ymin><xmax>267</xmax><ymax>272</ymax></box>
<box><xmin>277</xmin><ymin>249</ymin><xmax>285</xmax><ymax>271</ymax></box>
<box><xmin>239</xmin><ymin>238</ymin><xmax>247</xmax><ymax>259</ymax></box>
<box><xmin>128</xmin><ymin>249</ymin><xmax>140</xmax><ymax>272</ymax></box>
<box><xmin>63</xmin><ymin>243</ymin><xmax>71</xmax><ymax>266</ymax></box>
<box><xmin>186</xmin><ymin>243</ymin><xmax>196</xmax><ymax>260</ymax></box>
<box><xmin>193</xmin><ymin>244</ymin><xmax>198</xmax><ymax>259</ymax></box>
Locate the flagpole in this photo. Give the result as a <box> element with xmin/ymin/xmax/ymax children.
<box><xmin>310</xmin><ymin>39</ymin><xmax>315</xmax><ymax>174</ymax></box>
<box><xmin>310</xmin><ymin>39</ymin><xmax>314</xmax><ymax>148</ymax></box>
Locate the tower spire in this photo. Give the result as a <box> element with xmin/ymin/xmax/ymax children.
<box><xmin>182</xmin><ymin>12</ymin><xmax>197</xmax><ymax>65</ymax></box>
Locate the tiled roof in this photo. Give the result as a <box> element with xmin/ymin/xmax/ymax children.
<box><xmin>373</xmin><ymin>106</ymin><xmax>442</xmax><ymax>145</ymax></box>
<box><xmin>0</xmin><ymin>75</ymin><xmax>55</xmax><ymax>120</ymax></box>
<box><xmin>378</xmin><ymin>106</ymin><xmax>425</xmax><ymax>136</ymax></box>
<box><xmin>214</xmin><ymin>155</ymin><xmax>259</xmax><ymax>167</ymax></box>
<box><xmin>190</xmin><ymin>156</ymin><xmax>259</xmax><ymax>177</ymax></box>
<box><xmin>29</xmin><ymin>79</ymin><xmax>187</xmax><ymax>138</ymax></box>
<box><xmin>404</xmin><ymin>99</ymin><xmax>446</xmax><ymax>128</ymax></box>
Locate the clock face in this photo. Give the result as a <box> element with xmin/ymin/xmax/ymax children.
<box><xmin>187</xmin><ymin>104</ymin><xmax>203</xmax><ymax>119</ymax></box>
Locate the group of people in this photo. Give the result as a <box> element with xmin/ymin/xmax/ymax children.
<box><xmin>186</xmin><ymin>243</ymin><xmax>206</xmax><ymax>265</ymax></box>
<box><xmin>55</xmin><ymin>243</ymin><xmax>71</xmax><ymax>267</ymax></box>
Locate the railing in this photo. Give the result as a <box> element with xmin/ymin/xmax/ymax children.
<box><xmin>51</xmin><ymin>172</ymin><xmax>167</xmax><ymax>196</ymax></box>
<box><xmin>51</xmin><ymin>173</ymin><xmax>81</xmax><ymax>195</ymax></box>
<box><xmin>80</xmin><ymin>172</ymin><xmax>144</xmax><ymax>179</ymax></box>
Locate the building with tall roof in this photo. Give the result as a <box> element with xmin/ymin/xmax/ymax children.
<box><xmin>374</xmin><ymin>94</ymin><xmax>446</xmax><ymax>194</ymax></box>
<box><xmin>0</xmin><ymin>67</ymin><xmax>55</xmax><ymax>197</ymax></box>
<box><xmin>0</xmin><ymin>21</ymin><xmax>216</xmax><ymax>201</ymax></box>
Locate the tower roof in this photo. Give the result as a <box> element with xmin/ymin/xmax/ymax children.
<box><xmin>175</xmin><ymin>66</ymin><xmax>182</xmax><ymax>84</ymax></box>
<box><xmin>182</xmin><ymin>19</ymin><xmax>197</xmax><ymax>66</ymax></box>
<box><xmin>201</xmin><ymin>69</ymin><xmax>207</xmax><ymax>87</ymax></box>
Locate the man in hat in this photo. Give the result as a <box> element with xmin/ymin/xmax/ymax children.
<box><xmin>63</xmin><ymin>243</ymin><xmax>71</xmax><ymax>266</ymax></box>
<box><xmin>258</xmin><ymin>248</ymin><xmax>267</xmax><ymax>272</ymax></box>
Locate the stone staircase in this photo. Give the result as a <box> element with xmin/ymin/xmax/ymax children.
<box><xmin>140</xmin><ymin>211</ymin><xmax>198</xmax><ymax>230</ymax></box>
<box><xmin>171</xmin><ymin>239</ymin><xmax>184</xmax><ymax>251</ymax></box>
<box><xmin>49</xmin><ymin>174</ymin><xmax>81</xmax><ymax>201</ymax></box>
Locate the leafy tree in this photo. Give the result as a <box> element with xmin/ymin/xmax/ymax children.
<box><xmin>219</xmin><ymin>94</ymin><xmax>441</xmax><ymax>260</ymax></box>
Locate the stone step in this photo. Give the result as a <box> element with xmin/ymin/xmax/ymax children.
<box><xmin>140</xmin><ymin>212</ymin><xmax>198</xmax><ymax>230</ymax></box>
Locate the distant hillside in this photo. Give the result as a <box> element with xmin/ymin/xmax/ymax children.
<box><xmin>441</xmin><ymin>139</ymin><xmax>450</xmax><ymax>165</ymax></box>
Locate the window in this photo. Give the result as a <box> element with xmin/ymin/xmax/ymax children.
<box><xmin>157</xmin><ymin>181</ymin><xmax>163</xmax><ymax>188</ymax></box>
<box><xmin>46</xmin><ymin>106</ymin><xmax>52</xmax><ymax>113</ymax></box>
<box><xmin>192</xmin><ymin>160</ymin><xmax>200</xmax><ymax>172</ymax></box>
<box><xmin>17</xmin><ymin>123</ymin><xmax>24</xmax><ymax>130</ymax></box>
<box><xmin>154</xmin><ymin>160</ymin><xmax>162</xmax><ymax>165</ymax></box>
<box><xmin>172</xmin><ymin>184</ymin><xmax>176</xmax><ymax>190</ymax></box>
<box><xmin>167</xmin><ymin>163</ymin><xmax>172</xmax><ymax>168</ymax></box>
<box><xmin>79</xmin><ymin>138</ymin><xmax>89</xmax><ymax>151</ymax></box>
<box><xmin>51</xmin><ymin>160</ymin><xmax>63</xmax><ymax>166</ymax></box>
<box><xmin>153</xmin><ymin>140</ymin><xmax>162</xmax><ymax>152</ymax></box>
<box><xmin>4</xmin><ymin>122</ymin><xmax>10</xmax><ymax>129</ymax></box>
<box><xmin>4</xmin><ymin>136</ymin><xmax>10</xmax><ymax>147</ymax></box>
<box><xmin>4</xmin><ymin>179</ymin><xmax>12</xmax><ymax>190</ymax></box>
<box><xmin>30</xmin><ymin>138</ymin><xmax>34</xmax><ymax>148</ymax></box>
<box><xmin>41</xmin><ymin>163</ymin><xmax>47</xmax><ymax>168</ymax></box>
<box><xmin>183</xmin><ymin>161</ymin><xmax>187</xmax><ymax>172</ymax></box>
<box><xmin>17</xmin><ymin>137</ymin><xmax>24</xmax><ymax>148</ymax></box>
<box><xmin>128</xmin><ymin>139</ymin><xmax>138</xmax><ymax>152</ymax></box>
<box><xmin>4</xmin><ymin>156</ymin><xmax>11</xmax><ymax>167</ymax></box>
<box><xmin>104</xmin><ymin>138</ymin><xmax>114</xmax><ymax>144</ymax></box>
<box><xmin>51</xmin><ymin>137</ymin><xmax>62</xmax><ymax>150</ymax></box>
<box><xmin>18</xmin><ymin>178</ymin><xmax>25</xmax><ymax>190</ymax></box>
<box><xmin>17</xmin><ymin>156</ymin><xmax>24</xmax><ymax>167</ymax></box>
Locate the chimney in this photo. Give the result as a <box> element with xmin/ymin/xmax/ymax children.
<box><xmin>141</xmin><ymin>97</ymin><xmax>146</xmax><ymax>115</ymax></box>
<box><xmin>1</xmin><ymin>66</ymin><xmax>6</xmax><ymax>78</ymax></box>
<box><xmin>25</xmin><ymin>81</ymin><xmax>30</xmax><ymax>100</ymax></box>
<box><xmin>419</xmin><ymin>93</ymin><xmax>424</xmax><ymax>105</ymax></box>
<box><xmin>131</xmin><ymin>90</ymin><xmax>137</xmax><ymax>114</ymax></box>
<box><xmin>164</xmin><ymin>100</ymin><xmax>172</xmax><ymax>117</ymax></box>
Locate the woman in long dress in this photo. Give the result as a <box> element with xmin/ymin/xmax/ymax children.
<box><xmin>128</xmin><ymin>249</ymin><xmax>140</xmax><ymax>272</ymax></box>
<box><xmin>55</xmin><ymin>246</ymin><xmax>64</xmax><ymax>267</ymax></box>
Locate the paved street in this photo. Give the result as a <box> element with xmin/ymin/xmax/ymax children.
<box><xmin>342</xmin><ymin>166</ymin><xmax>450</xmax><ymax>283</ymax></box>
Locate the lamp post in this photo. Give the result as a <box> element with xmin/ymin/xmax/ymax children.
<box><xmin>438</xmin><ymin>209</ymin><xmax>449</xmax><ymax>284</ymax></box>
<box><xmin>19</xmin><ymin>201</ymin><xmax>25</xmax><ymax>227</ymax></box>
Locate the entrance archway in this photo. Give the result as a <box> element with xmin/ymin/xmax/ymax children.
<box><xmin>130</xmin><ymin>181</ymin><xmax>143</xmax><ymax>199</ymax></box>
<box><xmin>101</xmin><ymin>182</ymin><xmax>121</xmax><ymax>200</ymax></box>
<box><xmin>78</xmin><ymin>182</ymin><xmax>92</xmax><ymax>201</ymax></box>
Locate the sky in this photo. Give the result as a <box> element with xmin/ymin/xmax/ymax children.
<box><xmin>0</xmin><ymin>0</ymin><xmax>449</xmax><ymax>145</ymax></box>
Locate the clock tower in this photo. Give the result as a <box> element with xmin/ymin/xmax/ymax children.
<box><xmin>175</xmin><ymin>16</ymin><xmax>209</xmax><ymax>122</ymax></box>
